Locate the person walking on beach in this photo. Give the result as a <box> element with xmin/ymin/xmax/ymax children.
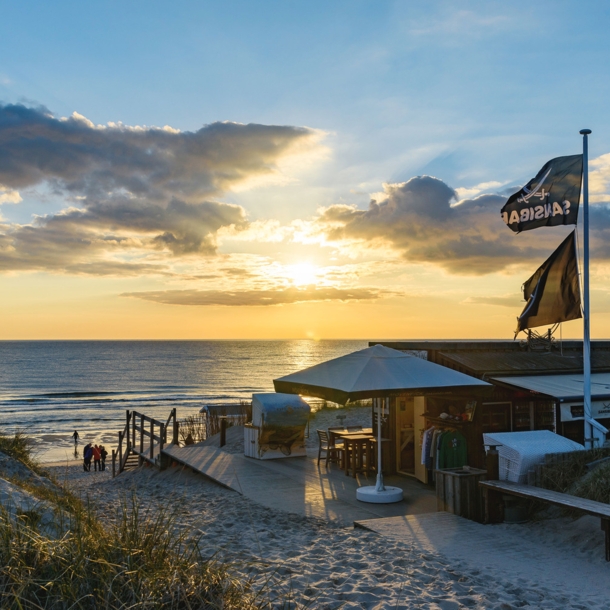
<box><xmin>100</xmin><ymin>445</ymin><xmax>108</xmax><ymax>471</ymax></box>
<box><xmin>93</xmin><ymin>444</ymin><xmax>101</xmax><ymax>471</ymax></box>
<box><xmin>73</xmin><ymin>430</ymin><xmax>79</xmax><ymax>445</ymax></box>
<box><xmin>83</xmin><ymin>443</ymin><xmax>93</xmax><ymax>472</ymax></box>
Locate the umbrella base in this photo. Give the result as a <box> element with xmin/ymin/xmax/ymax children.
<box><xmin>356</xmin><ymin>485</ymin><xmax>403</xmax><ymax>504</ymax></box>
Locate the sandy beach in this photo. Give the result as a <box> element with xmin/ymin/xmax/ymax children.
<box><xmin>47</xmin><ymin>444</ymin><xmax>610</xmax><ymax>609</ymax></box>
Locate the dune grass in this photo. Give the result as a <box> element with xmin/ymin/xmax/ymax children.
<box><xmin>0</xmin><ymin>490</ymin><xmax>263</xmax><ymax>610</ymax></box>
<box><xmin>536</xmin><ymin>447</ymin><xmax>610</xmax><ymax>496</ymax></box>
<box><xmin>570</xmin><ymin>461</ymin><xmax>610</xmax><ymax>504</ymax></box>
<box><xmin>0</xmin><ymin>433</ymin><xmax>264</xmax><ymax>609</ymax></box>
<box><xmin>0</xmin><ymin>430</ymin><xmax>45</xmax><ymax>476</ymax></box>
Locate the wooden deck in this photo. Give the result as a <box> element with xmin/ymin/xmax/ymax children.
<box><xmin>162</xmin><ymin>443</ymin><xmax>436</xmax><ymax>526</ymax></box>
<box><xmin>480</xmin><ymin>479</ymin><xmax>610</xmax><ymax>560</ymax></box>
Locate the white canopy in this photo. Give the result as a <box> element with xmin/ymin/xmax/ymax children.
<box><xmin>273</xmin><ymin>344</ymin><xmax>490</xmax><ymax>404</ymax></box>
<box><xmin>492</xmin><ymin>372</ymin><xmax>610</xmax><ymax>401</ymax></box>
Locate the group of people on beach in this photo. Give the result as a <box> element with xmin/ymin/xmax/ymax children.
<box><xmin>73</xmin><ymin>431</ymin><xmax>108</xmax><ymax>472</ymax></box>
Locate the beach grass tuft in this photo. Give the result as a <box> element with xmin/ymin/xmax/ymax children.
<box><xmin>536</xmin><ymin>447</ymin><xmax>610</xmax><ymax>496</ymax></box>
<box><xmin>180</xmin><ymin>401</ymin><xmax>252</xmax><ymax>443</ymax></box>
<box><xmin>0</xmin><ymin>430</ymin><xmax>45</xmax><ymax>476</ymax></box>
<box><xmin>570</xmin><ymin>460</ymin><xmax>610</xmax><ymax>504</ymax></box>
<box><xmin>0</xmin><ymin>486</ymin><xmax>262</xmax><ymax>609</ymax></box>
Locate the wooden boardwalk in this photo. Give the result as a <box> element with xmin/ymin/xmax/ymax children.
<box><xmin>162</xmin><ymin>443</ymin><xmax>436</xmax><ymax>526</ymax></box>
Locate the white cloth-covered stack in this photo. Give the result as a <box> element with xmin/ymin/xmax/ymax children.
<box><xmin>483</xmin><ymin>430</ymin><xmax>584</xmax><ymax>483</ymax></box>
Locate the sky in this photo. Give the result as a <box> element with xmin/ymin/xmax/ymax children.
<box><xmin>2</xmin><ymin>0</ymin><xmax>610</xmax><ymax>340</ymax></box>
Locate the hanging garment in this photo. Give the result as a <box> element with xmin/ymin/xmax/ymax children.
<box><xmin>421</xmin><ymin>427</ymin><xmax>434</xmax><ymax>465</ymax></box>
<box><xmin>429</xmin><ymin>428</ymin><xmax>442</xmax><ymax>470</ymax></box>
<box><xmin>438</xmin><ymin>430</ymin><xmax>468</xmax><ymax>469</ymax></box>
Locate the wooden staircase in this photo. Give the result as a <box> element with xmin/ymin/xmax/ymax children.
<box><xmin>112</xmin><ymin>408</ymin><xmax>179</xmax><ymax>477</ymax></box>
<box><xmin>122</xmin><ymin>453</ymin><xmax>141</xmax><ymax>472</ymax></box>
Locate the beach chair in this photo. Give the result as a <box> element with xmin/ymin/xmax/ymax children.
<box><xmin>317</xmin><ymin>430</ymin><xmax>344</xmax><ymax>467</ymax></box>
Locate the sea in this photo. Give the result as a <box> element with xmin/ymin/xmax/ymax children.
<box><xmin>0</xmin><ymin>340</ymin><xmax>367</xmax><ymax>463</ymax></box>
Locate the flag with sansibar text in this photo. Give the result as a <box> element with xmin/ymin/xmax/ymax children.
<box><xmin>501</xmin><ymin>155</ymin><xmax>582</xmax><ymax>233</ymax></box>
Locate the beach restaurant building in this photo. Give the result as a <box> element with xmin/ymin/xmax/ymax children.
<box><xmin>366</xmin><ymin>340</ymin><xmax>610</xmax><ymax>483</ymax></box>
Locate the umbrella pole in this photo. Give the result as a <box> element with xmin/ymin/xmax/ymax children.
<box><xmin>357</xmin><ymin>396</ymin><xmax>402</xmax><ymax>503</ymax></box>
<box><xmin>375</xmin><ymin>397</ymin><xmax>386</xmax><ymax>492</ymax></box>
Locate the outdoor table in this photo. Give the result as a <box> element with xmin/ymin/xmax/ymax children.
<box><xmin>341</xmin><ymin>434</ymin><xmax>375</xmax><ymax>477</ymax></box>
<box><xmin>328</xmin><ymin>427</ymin><xmax>373</xmax><ymax>446</ymax></box>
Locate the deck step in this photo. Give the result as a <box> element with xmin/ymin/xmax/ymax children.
<box><xmin>121</xmin><ymin>454</ymin><xmax>141</xmax><ymax>472</ymax></box>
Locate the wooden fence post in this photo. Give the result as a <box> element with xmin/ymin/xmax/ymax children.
<box><xmin>112</xmin><ymin>449</ymin><xmax>116</xmax><ymax>478</ymax></box>
<box><xmin>118</xmin><ymin>431</ymin><xmax>123</xmax><ymax>471</ymax></box>
<box><xmin>139</xmin><ymin>413</ymin><xmax>145</xmax><ymax>466</ymax></box>
<box><xmin>173</xmin><ymin>408</ymin><xmax>179</xmax><ymax>445</ymax></box>
<box><xmin>220</xmin><ymin>416</ymin><xmax>227</xmax><ymax>448</ymax></box>
<box><xmin>126</xmin><ymin>411</ymin><xmax>131</xmax><ymax>454</ymax></box>
<box><xmin>485</xmin><ymin>445</ymin><xmax>500</xmax><ymax>481</ymax></box>
<box><xmin>150</xmin><ymin>419</ymin><xmax>154</xmax><ymax>461</ymax></box>
<box><xmin>159</xmin><ymin>423</ymin><xmax>166</xmax><ymax>470</ymax></box>
<box><xmin>131</xmin><ymin>411</ymin><xmax>136</xmax><ymax>454</ymax></box>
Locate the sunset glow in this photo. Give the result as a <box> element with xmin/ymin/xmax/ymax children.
<box><xmin>286</xmin><ymin>263</ymin><xmax>319</xmax><ymax>286</ymax></box>
<box><xmin>0</xmin><ymin>3</ymin><xmax>609</xmax><ymax>340</ymax></box>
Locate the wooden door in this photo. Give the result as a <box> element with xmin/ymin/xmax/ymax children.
<box><xmin>413</xmin><ymin>396</ymin><xmax>428</xmax><ymax>484</ymax></box>
<box><xmin>395</xmin><ymin>396</ymin><xmax>415</xmax><ymax>475</ymax></box>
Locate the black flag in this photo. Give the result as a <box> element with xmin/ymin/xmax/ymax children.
<box><xmin>502</xmin><ymin>155</ymin><xmax>582</xmax><ymax>233</ymax></box>
<box><xmin>515</xmin><ymin>230</ymin><xmax>581</xmax><ymax>335</ymax></box>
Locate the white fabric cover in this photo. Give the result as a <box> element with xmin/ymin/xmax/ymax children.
<box><xmin>246</xmin><ymin>393</ymin><xmax>311</xmax><ymax>460</ymax></box>
<box><xmin>274</xmin><ymin>344</ymin><xmax>489</xmax><ymax>404</ymax></box>
<box><xmin>483</xmin><ymin>430</ymin><xmax>584</xmax><ymax>483</ymax></box>
<box><xmin>251</xmin><ymin>393</ymin><xmax>310</xmax><ymax>427</ymax></box>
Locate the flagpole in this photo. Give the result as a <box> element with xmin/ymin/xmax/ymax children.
<box><xmin>580</xmin><ymin>128</ymin><xmax>593</xmax><ymax>448</ymax></box>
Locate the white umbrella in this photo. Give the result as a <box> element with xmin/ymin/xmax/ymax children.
<box><xmin>274</xmin><ymin>344</ymin><xmax>490</xmax><ymax>503</ymax></box>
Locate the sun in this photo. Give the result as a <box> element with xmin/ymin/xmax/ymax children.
<box><xmin>286</xmin><ymin>263</ymin><xmax>318</xmax><ymax>286</ymax></box>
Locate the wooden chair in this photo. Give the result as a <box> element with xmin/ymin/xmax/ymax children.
<box><xmin>317</xmin><ymin>430</ymin><xmax>344</xmax><ymax>467</ymax></box>
<box><xmin>327</xmin><ymin>427</ymin><xmax>346</xmax><ymax>448</ymax></box>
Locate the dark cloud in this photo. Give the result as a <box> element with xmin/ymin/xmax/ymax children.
<box><xmin>121</xmin><ymin>286</ymin><xmax>387</xmax><ymax>307</ymax></box>
<box><xmin>0</xmin><ymin>104</ymin><xmax>316</xmax><ymax>273</ymax></box>
<box><xmin>0</xmin><ymin>104</ymin><xmax>312</xmax><ymax>198</ymax></box>
<box><xmin>318</xmin><ymin>175</ymin><xmax>610</xmax><ymax>274</ymax></box>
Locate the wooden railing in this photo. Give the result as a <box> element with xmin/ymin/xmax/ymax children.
<box><xmin>112</xmin><ymin>407</ymin><xmax>179</xmax><ymax>477</ymax></box>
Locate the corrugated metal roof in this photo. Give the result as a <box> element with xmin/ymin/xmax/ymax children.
<box><xmin>371</xmin><ymin>340</ymin><xmax>610</xmax><ymax>352</ymax></box>
<box><xmin>490</xmin><ymin>373</ymin><xmax>610</xmax><ymax>401</ymax></box>
<box><xmin>436</xmin><ymin>351</ymin><xmax>610</xmax><ymax>376</ymax></box>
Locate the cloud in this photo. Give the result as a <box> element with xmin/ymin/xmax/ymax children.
<box><xmin>0</xmin><ymin>104</ymin><xmax>316</xmax><ymax>198</ymax></box>
<box><xmin>121</xmin><ymin>286</ymin><xmax>388</xmax><ymax>307</ymax></box>
<box><xmin>0</xmin><ymin>185</ymin><xmax>21</xmax><ymax>204</ymax></box>
<box><xmin>315</xmin><ymin>175</ymin><xmax>610</xmax><ymax>274</ymax></box>
<box><xmin>0</xmin><ymin>104</ymin><xmax>319</xmax><ymax>273</ymax></box>
<box><xmin>465</xmin><ymin>295</ymin><xmax>523</xmax><ymax>307</ymax></box>
<box><xmin>454</xmin><ymin>181</ymin><xmax>504</xmax><ymax>200</ymax></box>
<box><xmin>590</xmin><ymin>153</ymin><xmax>610</xmax><ymax>203</ymax></box>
